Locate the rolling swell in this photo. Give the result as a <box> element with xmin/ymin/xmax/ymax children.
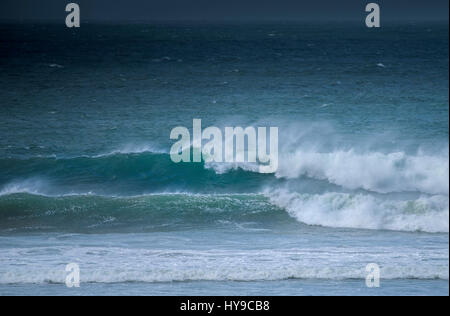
<box><xmin>0</xmin><ymin>191</ymin><xmax>447</xmax><ymax>233</ymax></box>
<box><xmin>0</xmin><ymin>193</ymin><xmax>287</xmax><ymax>233</ymax></box>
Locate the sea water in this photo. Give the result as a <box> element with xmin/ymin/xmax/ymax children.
<box><xmin>0</xmin><ymin>22</ymin><xmax>448</xmax><ymax>296</ymax></box>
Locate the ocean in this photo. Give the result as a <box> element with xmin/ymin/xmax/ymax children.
<box><xmin>0</xmin><ymin>22</ymin><xmax>448</xmax><ymax>296</ymax></box>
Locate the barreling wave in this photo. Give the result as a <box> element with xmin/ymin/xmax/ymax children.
<box><xmin>206</xmin><ymin>149</ymin><xmax>449</xmax><ymax>195</ymax></box>
<box><xmin>1</xmin><ymin>147</ymin><xmax>448</xmax><ymax>196</ymax></box>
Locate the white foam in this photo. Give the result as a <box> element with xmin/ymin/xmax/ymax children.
<box><xmin>275</xmin><ymin>150</ymin><xmax>449</xmax><ymax>195</ymax></box>
<box><xmin>0</xmin><ymin>179</ymin><xmax>96</xmax><ymax>197</ymax></box>
<box><xmin>0</xmin><ymin>179</ymin><xmax>48</xmax><ymax>196</ymax></box>
<box><xmin>94</xmin><ymin>143</ymin><xmax>167</xmax><ymax>157</ymax></box>
<box><xmin>205</xmin><ymin>147</ymin><xmax>449</xmax><ymax>195</ymax></box>
<box><xmin>204</xmin><ymin>161</ymin><xmax>260</xmax><ymax>174</ymax></box>
<box><xmin>268</xmin><ymin>190</ymin><xmax>449</xmax><ymax>233</ymax></box>
<box><xmin>0</xmin><ymin>246</ymin><xmax>447</xmax><ymax>284</ymax></box>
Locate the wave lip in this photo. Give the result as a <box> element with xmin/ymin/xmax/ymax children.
<box><xmin>93</xmin><ymin>143</ymin><xmax>168</xmax><ymax>158</ymax></box>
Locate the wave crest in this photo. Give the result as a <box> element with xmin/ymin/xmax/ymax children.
<box><xmin>274</xmin><ymin>150</ymin><xmax>449</xmax><ymax>195</ymax></box>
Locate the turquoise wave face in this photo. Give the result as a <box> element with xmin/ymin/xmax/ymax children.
<box><xmin>0</xmin><ymin>152</ymin><xmax>274</xmax><ymax>195</ymax></box>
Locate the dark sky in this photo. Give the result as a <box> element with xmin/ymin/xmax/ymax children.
<box><xmin>0</xmin><ymin>0</ymin><xmax>448</xmax><ymax>22</ymax></box>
